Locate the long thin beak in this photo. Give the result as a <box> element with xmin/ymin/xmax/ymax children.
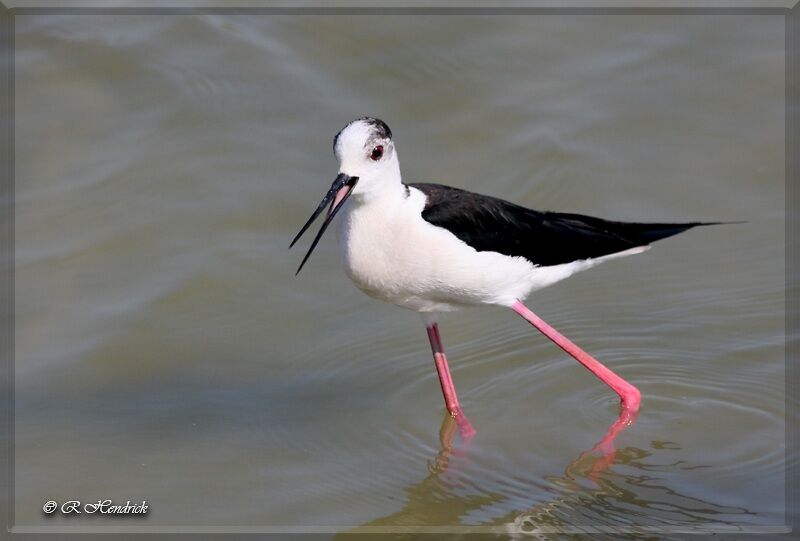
<box><xmin>289</xmin><ymin>173</ymin><xmax>358</xmax><ymax>275</ymax></box>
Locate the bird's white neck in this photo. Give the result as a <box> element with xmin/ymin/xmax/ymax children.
<box><xmin>350</xmin><ymin>162</ymin><xmax>406</xmax><ymax>207</ymax></box>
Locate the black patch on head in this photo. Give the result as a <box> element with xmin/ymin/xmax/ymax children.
<box><xmin>332</xmin><ymin>117</ymin><xmax>392</xmax><ymax>154</ymax></box>
<box><xmin>361</xmin><ymin>117</ymin><xmax>392</xmax><ymax>140</ymax></box>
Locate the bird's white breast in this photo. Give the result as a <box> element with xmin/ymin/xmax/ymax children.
<box><xmin>336</xmin><ymin>186</ymin><xmax>612</xmax><ymax>313</ymax></box>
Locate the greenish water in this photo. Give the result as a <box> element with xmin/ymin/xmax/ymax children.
<box><xmin>13</xmin><ymin>12</ymin><xmax>786</xmax><ymax>536</ymax></box>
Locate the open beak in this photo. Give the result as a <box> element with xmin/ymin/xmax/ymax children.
<box><xmin>289</xmin><ymin>173</ymin><xmax>359</xmax><ymax>275</ymax></box>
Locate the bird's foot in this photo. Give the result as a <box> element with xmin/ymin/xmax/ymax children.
<box><xmin>447</xmin><ymin>406</ymin><xmax>477</xmax><ymax>441</ymax></box>
<box><xmin>619</xmin><ymin>385</ymin><xmax>642</xmax><ymax>418</ymax></box>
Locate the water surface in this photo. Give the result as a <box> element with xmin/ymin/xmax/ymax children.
<box><xmin>13</xmin><ymin>12</ymin><xmax>786</xmax><ymax>535</ymax></box>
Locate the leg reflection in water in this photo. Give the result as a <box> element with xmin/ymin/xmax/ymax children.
<box><xmin>428</xmin><ymin>411</ymin><xmax>475</xmax><ymax>476</ymax></box>
<box><xmin>428</xmin><ymin>405</ymin><xmax>637</xmax><ymax>481</ymax></box>
<box><xmin>338</xmin><ymin>406</ymin><xmax>640</xmax><ymax>537</ymax></box>
<box><xmin>571</xmin><ymin>406</ymin><xmax>638</xmax><ymax>484</ymax></box>
<box><xmin>339</xmin><ymin>406</ymin><xmax>753</xmax><ymax>537</ymax></box>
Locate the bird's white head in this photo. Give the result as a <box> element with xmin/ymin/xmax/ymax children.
<box><xmin>333</xmin><ymin>117</ymin><xmax>401</xmax><ymax>199</ymax></box>
<box><xmin>289</xmin><ymin>117</ymin><xmax>401</xmax><ymax>274</ymax></box>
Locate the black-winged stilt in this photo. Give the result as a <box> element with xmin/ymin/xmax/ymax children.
<box><xmin>290</xmin><ymin>117</ymin><xmax>722</xmax><ymax>435</ymax></box>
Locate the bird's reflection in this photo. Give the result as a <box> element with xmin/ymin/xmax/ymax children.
<box><xmin>428</xmin><ymin>409</ymin><xmax>476</xmax><ymax>476</ymax></box>
<box><xmin>569</xmin><ymin>406</ymin><xmax>638</xmax><ymax>484</ymax></box>
<box><xmin>338</xmin><ymin>406</ymin><xmax>754</xmax><ymax>537</ymax></box>
<box><xmin>430</xmin><ymin>405</ymin><xmax>636</xmax><ymax>482</ymax></box>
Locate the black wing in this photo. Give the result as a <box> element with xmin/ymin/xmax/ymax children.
<box><xmin>408</xmin><ymin>183</ymin><xmax>714</xmax><ymax>267</ymax></box>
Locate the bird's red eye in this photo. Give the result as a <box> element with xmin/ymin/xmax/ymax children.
<box><xmin>370</xmin><ymin>145</ymin><xmax>384</xmax><ymax>161</ymax></box>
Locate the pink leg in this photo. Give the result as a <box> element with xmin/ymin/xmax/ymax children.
<box><xmin>426</xmin><ymin>323</ymin><xmax>476</xmax><ymax>439</ymax></box>
<box><xmin>511</xmin><ymin>300</ymin><xmax>641</xmax><ymax>413</ymax></box>
<box><xmin>426</xmin><ymin>323</ymin><xmax>461</xmax><ymax>414</ymax></box>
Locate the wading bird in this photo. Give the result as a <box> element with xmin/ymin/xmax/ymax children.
<box><xmin>291</xmin><ymin>117</ymin><xmax>721</xmax><ymax>435</ymax></box>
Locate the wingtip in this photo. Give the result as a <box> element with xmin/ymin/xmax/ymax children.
<box><xmin>699</xmin><ymin>220</ymin><xmax>747</xmax><ymax>226</ymax></box>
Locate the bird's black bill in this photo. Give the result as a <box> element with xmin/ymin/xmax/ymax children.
<box><xmin>290</xmin><ymin>173</ymin><xmax>358</xmax><ymax>275</ymax></box>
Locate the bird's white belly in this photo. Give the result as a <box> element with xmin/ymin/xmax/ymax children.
<box><xmin>336</xmin><ymin>195</ymin><xmax>581</xmax><ymax>312</ymax></box>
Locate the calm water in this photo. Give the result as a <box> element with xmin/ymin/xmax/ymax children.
<box><xmin>14</xmin><ymin>12</ymin><xmax>787</xmax><ymax>536</ymax></box>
